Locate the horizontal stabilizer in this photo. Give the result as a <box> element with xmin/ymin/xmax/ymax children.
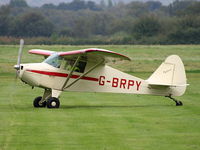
<box><xmin>148</xmin><ymin>83</ymin><xmax>189</xmax><ymax>87</ymax></box>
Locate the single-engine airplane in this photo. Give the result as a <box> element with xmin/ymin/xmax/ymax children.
<box><xmin>14</xmin><ymin>39</ymin><xmax>188</xmax><ymax>108</ymax></box>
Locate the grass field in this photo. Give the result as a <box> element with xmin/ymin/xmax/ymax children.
<box><xmin>0</xmin><ymin>45</ymin><xmax>200</xmax><ymax>150</ymax></box>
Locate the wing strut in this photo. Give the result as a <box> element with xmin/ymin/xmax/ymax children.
<box><xmin>62</xmin><ymin>56</ymin><xmax>81</xmax><ymax>90</ymax></box>
<box><xmin>63</xmin><ymin>59</ymin><xmax>104</xmax><ymax>90</ymax></box>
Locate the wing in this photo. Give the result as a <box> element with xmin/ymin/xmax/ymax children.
<box><xmin>58</xmin><ymin>48</ymin><xmax>131</xmax><ymax>63</ymax></box>
<box><xmin>29</xmin><ymin>49</ymin><xmax>56</xmax><ymax>57</ymax></box>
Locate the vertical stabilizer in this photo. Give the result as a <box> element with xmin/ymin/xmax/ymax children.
<box><xmin>147</xmin><ymin>55</ymin><xmax>187</xmax><ymax>96</ymax></box>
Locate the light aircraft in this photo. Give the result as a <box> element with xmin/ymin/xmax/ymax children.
<box><xmin>14</xmin><ymin>39</ymin><xmax>188</xmax><ymax>108</ymax></box>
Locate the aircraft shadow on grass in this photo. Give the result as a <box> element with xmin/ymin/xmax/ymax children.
<box><xmin>1</xmin><ymin>103</ymin><xmax>173</xmax><ymax>111</ymax></box>
<box><xmin>61</xmin><ymin>104</ymin><xmax>173</xmax><ymax>109</ymax></box>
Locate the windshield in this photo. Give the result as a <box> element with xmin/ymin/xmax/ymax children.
<box><xmin>43</xmin><ymin>53</ymin><xmax>62</xmax><ymax>68</ymax></box>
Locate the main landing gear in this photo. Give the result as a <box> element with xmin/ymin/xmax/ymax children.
<box><xmin>165</xmin><ymin>95</ymin><xmax>183</xmax><ymax>106</ymax></box>
<box><xmin>33</xmin><ymin>89</ymin><xmax>61</xmax><ymax>108</ymax></box>
<box><xmin>33</xmin><ymin>96</ymin><xmax>60</xmax><ymax>108</ymax></box>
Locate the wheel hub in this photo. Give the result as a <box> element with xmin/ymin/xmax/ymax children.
<box><xmin>51</xmin><ymin>101</ymin><xmax>57</xmax><ymax>107</ymax></box>
<box><xmin>39</xmin><ymin>101</ymin><xmax>43</xmax><ymax>106</ymax></box>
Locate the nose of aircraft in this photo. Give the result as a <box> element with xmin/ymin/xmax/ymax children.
<box><xmin>14</xmin><ymin>63</ymin><xmax>42</xmax><ymax>87</ymax></box>
<box><xmin>14</xmin><ymin>64</ymin><xmax>24</xmax><ymax>79</ymax></box>
<box><xmin>14</xmin><ymin>64</ymin><xmax>20</xmax><ymax>70</ymax></box>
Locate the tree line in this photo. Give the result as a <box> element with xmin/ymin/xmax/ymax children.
<box><xmin>0</xmin><ymin>0</ymin><xmax>200</xmax><ymax>45</ymax></box>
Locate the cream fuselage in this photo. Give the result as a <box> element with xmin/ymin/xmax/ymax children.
<box><xmin>19</xmin><ymin>62</ymin><xmax>180</xmax><ymax>97</ymax></box>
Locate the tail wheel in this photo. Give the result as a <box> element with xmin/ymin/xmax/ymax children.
<box><xmin>176</xmin><ymin>101</ymin><xmax>183</xmax><ymax>106</ymax></box>
<box><xmin>47</xmin><ymin>97</ymin><xmax>60</xmax><ymax>108</ymax></box>
<box><xmin>33</xmin><ymin>96</ymin><xmax>46</xmax><ymax>107</ymax></box>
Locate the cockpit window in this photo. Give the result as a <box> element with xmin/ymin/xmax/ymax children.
<box><xmin>44</xmin><ymin>54</ymin><xmax>87</xmax><ymax>73</ymax></box>
<box><xmin>43</xmin><ymin>53</ymin><xmax>62</xmax><ymax>68</ymax></box>
<box><xmin>65</xmin><ymin>59</ymin><xmax>87</xmax><ymax>73</ymax></box>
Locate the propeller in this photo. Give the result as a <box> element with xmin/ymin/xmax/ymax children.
<box><xmin>14</xmin><ymin>39</ymin><xmax>24</xmax><ymax>78</ymax></box>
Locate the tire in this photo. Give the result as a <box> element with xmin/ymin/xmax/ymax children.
<box><xmin>47</xmin><ymin>97</ymin><xmax>60</xmax><ymax>108</ymax></box>
<box><xmin>33</xmin><ymin>96</ymin><xmax>46</xmax><ymax>107</ymax></box>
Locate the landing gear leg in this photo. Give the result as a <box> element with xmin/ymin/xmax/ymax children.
<box><xmin>165</xmin><ymin>95</ymin><xmax>183</xmax><ymax>106</ymax></box>
<box><xmin>33</xmin><ymin>89</ymin><xmax>51</xmax><ymax>108</ymax></box>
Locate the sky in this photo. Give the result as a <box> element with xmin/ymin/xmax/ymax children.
<box><xmin>0</xmin><ymin>0</ymin><xmax>177</xmax><ymax>7</ymax></box>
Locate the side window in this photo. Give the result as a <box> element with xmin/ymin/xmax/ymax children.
<box><xmin>65</xmin><ymin>60</ymin><xmax>75</xmax><ymax>71</ymax></box>
<box><xmin>76</xmin><ymin>61</ymin><xmax>87</xmax><ymax>73</ymax></box>
<box><xmin>64</xmin><ymin>59</ymin><xmax>87</xmax><ymax>73</ymax></box>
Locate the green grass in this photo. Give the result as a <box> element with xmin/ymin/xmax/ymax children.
<box><xmin>0</xmin><ymin>45</ymin><xmax>200</xmax><ymax>150</ymax></box>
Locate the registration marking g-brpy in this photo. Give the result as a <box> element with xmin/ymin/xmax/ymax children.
<box><xmin>99</xmin><ymin>76</ymin><xmax>142</xmax><ymax>91</ymax></box>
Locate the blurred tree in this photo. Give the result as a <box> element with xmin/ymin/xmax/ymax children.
<box><xmin>67</xmin><ymin>0</ymin><xmax>86</xmax><ymax>10</ymax></box>
<box><xmin>87</xmin><ymin>1</ymin><xmax>101</xmax><ymax>11</ymax></box>
<box><xmin>42</xmin><ymin>3</ymin><xmax>56</xmax><ymax>9</ymax></box>
<box><xmin>168</xmin><ymin>16</ymin><xmax>200</xmax><ymax>43</ymax></box>
<box><xmin>0</xmin><ymin>0</ymin><xmax>200</xmax><ymax>44</ymax></box>
<box><xmin>127</xmin><ymin>2</ymin><xmax>149</xmax><ymax>17</ymax></box>
<box><xmin>179</xmin><ymin>2</ymin><xmax>200</xmax><ymax>16</ymax></box>
<box><xmin>59</xmin><ymin>28</ymin><xmax>74</xmax><ymax>37</ymax></box>
<box><xmin>132</xmin><ymin>16</ymin><xmax>161</xmax><ymax>38</ymax></box>
<box><xmin>9</xmin><ymin>0</ymin><xmax>28</xmax><ymax>7</ymax></box>
<box><xmin>167</xmin><ymin>0</ymin><xmax>196</xmax><ymax>16</ymax></box>
<box><xmin>13</xmin><ymin>12</ymin><xmax>54</xmax><ymax>37</ymax></box>
<box><xmin>0</xmin><ymin>6</ymin><xmax>10</xmax><ymax>36</ymax></box>
<box><xmin>90</xmin><ymin>14</ymin><xmax>113</xmax><ymax>35</ymax></box>
<box><xmin>108</xmin><ymin>18</ymin><xmax>134</xmax><ymax>34</ymax></box>
<box><xmin>71</xmin><ymin>18</ymin><xmax>91</xmax><ymax>37</ymax></box>
<box><xmin>169</xmin><ymin>28</ymin><xmax>200</xmax><ymax>44</ymax></box>
<box><xmin>146</xmin><ymin>1</ymin><xmax>162</xmax><ymax>11</ymax></box>
<box><xmin>57</xmin><ymin>0</ymin><xmax>100</xmax><ymax>11</ymax></box>
<box><xmin>100</xmin><ymin>0</ymin><xmax>106</xmax><ymax>8</ymax></box>
<box><xmin>178</xmin><ymin>16</ymin><xmax>200</xmax><ymax>29</ymax></box>
<box><xmin>108</xmin><ymin>0</ymin><xmax>113</xmax><ymax>8</ymax></box>
<box><xmin>57</xmin><ymin>2</ymin><xmax>69</xmax><ymax>10</ymax></box>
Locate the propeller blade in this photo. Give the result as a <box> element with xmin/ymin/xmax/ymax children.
<box><xmin>17</xmin><ymin>39</ymin><xmax>24</xmax><ymax>66</ymax></box>
<box><xmin>14</xmin><ymin>39</ymin><xmax>24</xmax><ymax>78</ymax></box>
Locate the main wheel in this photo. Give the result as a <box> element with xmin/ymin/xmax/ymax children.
<box><xmin>33</xmin><ymin>96</ymin><xmax>46</xmax><ymax>107</ymax></box>
<box><xmin>47</xmin><ymin>97</ymin><xmax>60</xmax><ymax>108</ymax></box>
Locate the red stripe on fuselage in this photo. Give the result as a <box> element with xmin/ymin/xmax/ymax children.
<box><xmin>27</xmin><ymin>70</ymin><xmax>99</xmax><ymax>82</ymax></box>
